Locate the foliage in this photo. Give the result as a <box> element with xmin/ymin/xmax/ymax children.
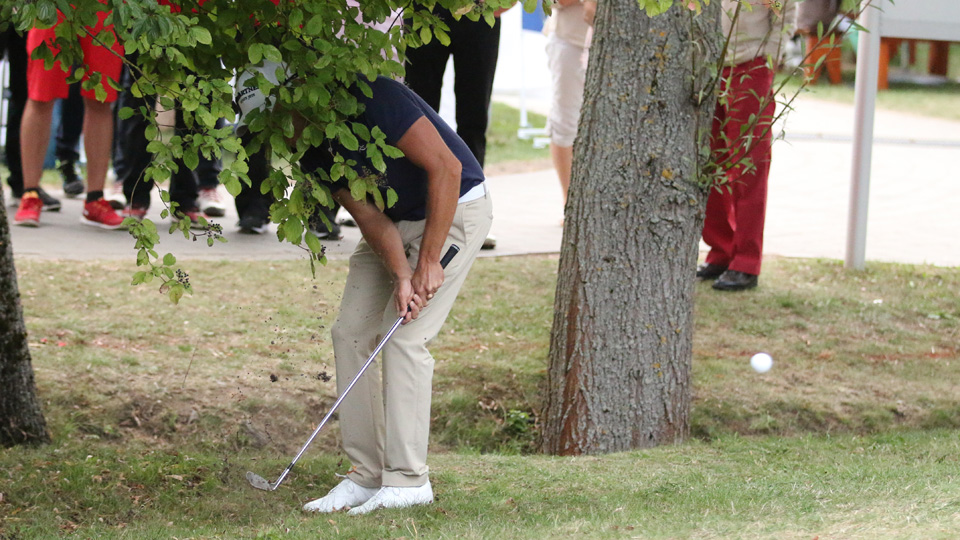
<box><xmin>6</xmin><ymin>0</ymin><xmax>536</xmax><ymax>300</ymax></box>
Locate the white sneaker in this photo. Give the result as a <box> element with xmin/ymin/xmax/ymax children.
<box><xmin>346</xmin><ymin>480</ymin><xmax>433</xmax><ymax>515</ymax></box>
<box><xmin>302</xmin><ymin>478</ymin><xmax>379</xmax><ymax>513</ymax></box>
<box><xmin>105</xmin><ymin>180</ymin><xmax>126</xmax><ymax>210</ymax></box>
<box><xmin>198</xmin><ymin>187</ymin><xmax>227</xmax><ymax>217</ymax></box>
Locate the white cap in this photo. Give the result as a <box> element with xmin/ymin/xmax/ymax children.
<box><xmin>234</xmin><ymin>60</ymin><xmax>289</xmax><ymax>135</ymax></box>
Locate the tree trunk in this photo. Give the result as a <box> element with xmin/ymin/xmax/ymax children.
<box><xmin>542</xmin><ymin>1</ymin><xmax>721</xmax><ymax>455</ymax></box>
<box><xmin>0</xmin><ymin>194</ymin><xmax>50</xmax><ymax>447</ymax></box>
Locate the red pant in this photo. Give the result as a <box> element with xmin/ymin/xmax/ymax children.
<box><xmin>702</xmin><ymin>57</ymin><xmax>775</xmax><ymax>276</ymax></box>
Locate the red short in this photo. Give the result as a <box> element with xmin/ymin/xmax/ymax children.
<box><xmin>26</xmin><ymin>9</ymin><xmax>123</xmax><ymax>103</ymax></box>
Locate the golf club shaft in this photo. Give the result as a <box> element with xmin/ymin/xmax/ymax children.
<box><xmin>270</xmin><ymin>244</ymin><xmax>461</xmax><ymax>489</ymax></box>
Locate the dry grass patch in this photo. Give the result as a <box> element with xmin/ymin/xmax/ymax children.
<box><xmin>11</xmin><ymin>254</ymin><xmax>960</xmax><ymax>455</ymax></box>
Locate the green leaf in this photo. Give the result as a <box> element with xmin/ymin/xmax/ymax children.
<box><xmin>352</xmin><ymin>122</ymin><xmax>370</xmax><ymax>142</ymax></box>
<box><xmin>169</xmin><ymin>284</ymin><xmax>185</xmax><ymax>304</ymax></box>
<box><xmin>436</xmin><ymin>29</ymin><xmax>451</xmax><ymax>47</ymax></box>
<box><xmin>339</xmin><ymin>125</ymin><xmax>359</xmax><ymax>151</ymax></box>
<box><xmin>163</xmin><ymin>253</ymin><xmax>176</xmax><ymax>266</ymax></box>
<box><xmin>181</xmin><ymin>97</ymin><xmax>200</xmax><ymax>111</ymax></box>
<box><xmin>641</xmin><ymin>0</ymin><xmax>675</xmax><ymax>16</ymax></box>
<box><xmin>191</xmin><ymin>26</ymin><xmax>212</xmax><ymax>45</ymax></box>
<box><xmin>131</xmin><ymin>271</ymin><xmax>147</xmax><ymax>285</ymax></box>
<box><xmin>224</xmin><ymin>175</ymin><xmax>242</xmax><ymax>197</ymax></box>
<box><xmin>248</xmin><ymin>43</ymin><xmax>263</xmax><ymax>64</ymax></box>
<box><xmin>230</xmin><ymin>158</ymin><xmax>249</xmax><ymax>174</ymax></box>
<box><xmin>282</xmin><ymin>218</ymin><xmax>304</xmax><ymax>245</ymax></box>
<box><xmin>261</xmin><ymin>44</ymin><xmax>282</xmax><ymax>63</ymax></box>
<box><xmin>183</xmin><ymin>149</ymin><xmax>200</xmax><ymax>171</ymax></box>
<box><xmin>305</xmin><ymin>14</ymin><xmax>325</xmax><ymax>35</ymax></box>
<box><xmin>370</xmin><ymin>151</ymin><xmax>386</xmax><ymax>173</ymax></box>
<box><xmin>305</xmin><ymin>232</ymin><xmax>323</xmax><ymax>254</ymax></box>
<box><xmin>382</xmin><ymin>144</ymin><xmax>404</xmax><ymax>159</ymax></box>
<box><xmin>350</xmin><ymin>178</ymin><xmax>366</xmax><ymax>202</ymax></box>
<box><xmin>288</xmin><ymin>9</ymin><xmax>304</xmax><ymax>29</ymax></box>
<box><xmin>370</xmin><ymin>187</ymin><xmax>385</xmax><ymax>211</ymax></box>
<box><xmin>221</xmin><ymin>137</ymin><xmax>243</xmax><ymax>153</ymax></box>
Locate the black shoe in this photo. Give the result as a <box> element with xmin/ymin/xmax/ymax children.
<box><xmin>696</xmin><ymin>263</ymin><xmax>727</xmax><ymax>280</ymax></box>
<box><xmin>339</xmin><ymin>217</ymin><xmax>357</xmax><ymax>228</ymax></box>
<box><xmin>712</xmin><ymin>270</ymin><xmax>758</xmax><ymax>291</ymax></box>
<box><xmin>59</xmin><ymin>161</ymin><xmax>85</xmax><ymax>198</ymax></box>
<box><xmin>9</xmin><ymin>188</ymin><xmax>61</xmax><ymax>211</ymax></box>
<box><xmin>37</xmin><ymin>188</ymin><xmax>62</xmax><ymax>212</ymax></box>
<box><xmin>238</xmin><ymin>215</ymin><xmax>269</xmax><ymax>234</ymax></box>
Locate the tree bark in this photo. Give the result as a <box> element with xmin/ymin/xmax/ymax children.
<box><xmin>542</xmin><ymin>1</ymin><xmax>721</xmax><ymax>455</ymax></box>
<box><xmin>0</xmin><ymin>194</ymin><xmax>50</xmax><ymax>447</ymax></box>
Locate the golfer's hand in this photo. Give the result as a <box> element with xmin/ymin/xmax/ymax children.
<box><xmin>411</xmin><ymin>260</ymin><xmax>444</xmax><ymax>310</ymax></box>
<box><xmin>395</xmin><ymin>278</ymin><xmax>424</xmax><ymax>324</ymax></box>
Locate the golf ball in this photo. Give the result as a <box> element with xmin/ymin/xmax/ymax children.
<box><xmin>750</xmin><ymin>352</ymin><xmax>773</xmax><ymax>373</ymax></box>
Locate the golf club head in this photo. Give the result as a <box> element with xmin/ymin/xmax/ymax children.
<box><xmin>246</xmin><ymin>471</ymin><xmax>276</xmax><ymax>491</ymax></box>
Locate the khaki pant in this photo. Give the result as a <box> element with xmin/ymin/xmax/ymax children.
<box><xmin>331</xmin><ymin>189</ymin><xmax>492</xmax><ymax>488</ymax></box>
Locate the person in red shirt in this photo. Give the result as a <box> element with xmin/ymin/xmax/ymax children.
<box><xmin>14</xmin><ymin>7</ymin><xmax>124</xmax><ymax>229</ymax></box>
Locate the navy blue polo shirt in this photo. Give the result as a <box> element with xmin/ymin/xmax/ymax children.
<box><xmin>301</xmin><ymin>76</ymin><xmax>484</xmax><ymax>222</ymax></box>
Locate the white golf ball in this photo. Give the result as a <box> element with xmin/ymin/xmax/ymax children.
<box><xmin>750</xmin><ymin>352</ymin><xmax>773</xmax><ymax>373</ymax></box>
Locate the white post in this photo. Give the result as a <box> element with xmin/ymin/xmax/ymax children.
<box><xmin>846</xmin><ymin>3</ymin><xmax>882</xmax><ymax>270</ymax></box>
<box><xmin>518</xmin><ymin>12</ymin><xmax>530</xmax><ymax>131</ymax></box>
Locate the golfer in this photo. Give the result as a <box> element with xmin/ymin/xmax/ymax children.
<box><xmin>237</xmin><ymin>67</ymin><xmax>492</xmax><ymax>514</ymax></box>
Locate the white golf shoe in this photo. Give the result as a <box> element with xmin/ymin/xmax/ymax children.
<box><xmin>302</xmin><ymin>478</ymin><xmax>379</xmax><ymax>513</ymax></box>
<box><xmin>346</xmin><ymin>480</ymin><xmax>434</xmax><ymax>515</ymax></box>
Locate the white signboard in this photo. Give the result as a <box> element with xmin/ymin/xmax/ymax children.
<box><xmin>879</xmin><ymin>0</ymin><xmax>960</xmax><ymax>41</ymax></box>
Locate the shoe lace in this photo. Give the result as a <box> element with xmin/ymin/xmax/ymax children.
<box><xmin>89</xmin><ymin>199</ymin><xmax>116</xmax><ymax>216</ymax></box>
<box><xmin>22</xmin><ymin>195</ymin><xmax>42</xmax><ymax>211</ymax></box>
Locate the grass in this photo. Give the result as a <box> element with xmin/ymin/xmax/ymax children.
<box><xmin>2</xmin><ymin>255</ymin><xmax>960</xmax><ymax>538</ymax></box>
<box><xmin>484</xmin><ymin>101</ymin><xmax>551</xmax><ymax>167</ymax></box>
<box><xmin>4</xmin><ymin>431</ymin><xmax>959</xmax><ymax>539</ymax></box>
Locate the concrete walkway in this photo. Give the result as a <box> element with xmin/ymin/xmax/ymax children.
<box><xmin>7</xmin><ymin>95</ymin><xmax>960</xmax><ymax>268</ymax></box>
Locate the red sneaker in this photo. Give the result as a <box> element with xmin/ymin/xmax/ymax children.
<box><xmin>14</xmin><ymin>193</ymin><xmax>43</xmax><ymax>227</ymax></box>
<box><xmin>81</xmin><ymin>198</ymin><xmax>126</xmax><ymax>230</ymax></box>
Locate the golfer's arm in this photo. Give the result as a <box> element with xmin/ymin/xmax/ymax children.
<box><xmin>332</xmin><ymin>189</ymin><xmax>411</xmax><ymax>281</ymax></box>
<box><xmin>395</xmin><ymin>117</ymin><xmax>462</xmax><ymax>269</ymax></box>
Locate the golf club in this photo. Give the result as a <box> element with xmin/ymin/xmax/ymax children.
<box><xmin>246</xmin><ymin>244</ymin><xmax>461</xmax><ymax>491</ymax></box>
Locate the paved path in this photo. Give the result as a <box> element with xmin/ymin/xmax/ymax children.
<box><xmin>7</xmin><ymin>96</ymin><xmax>960</xmax><ymax>267</ymax></box>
